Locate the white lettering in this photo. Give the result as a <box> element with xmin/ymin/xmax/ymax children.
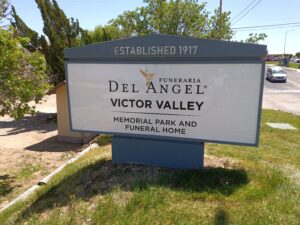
<box><xmin>114</xmin><ymin>47</ymin><xmax>119</xmax><ymax>55</ymax></box>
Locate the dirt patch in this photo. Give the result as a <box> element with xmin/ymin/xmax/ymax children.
<box><xmin>50</xmin><ymin>153</ymin><xmax>238</xmax><ymax>200</ymax></box>
<box><xmin>204</xmin><ymin>155</ymin><xmax>238</xmax><ymax>168</ymax></box>
<box><xmin>0</xmin><ymin>95</ymin><xmax>85</xmax><ymax>209</ymax></box>
<box><xmin>17</xmin><ymin>151</ymin><xmax>245</xmax><ymax>218</ymax></box>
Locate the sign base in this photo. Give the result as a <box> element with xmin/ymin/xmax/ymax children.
<box><xmin>112</xmin><ymin>136</ymin><xmax>204</xmax><ymax>169</ymax></box>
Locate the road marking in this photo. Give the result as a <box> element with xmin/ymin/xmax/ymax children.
<box><xmin>287</xmin><ymin>79</ymin><xmax>300</xmax><ymax>88</ymax></box>
<box><xmin>264</xmin><ymin>90</ymin><xmax>300</xmax><ymax>93</ymax></box>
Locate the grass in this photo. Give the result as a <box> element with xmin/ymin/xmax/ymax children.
<box><xmin>17</xmin><ymin>165</ymin><xmax>44</xmax><ymax>179</ymax></box>
<box><xmin>287</xmin><ymin>62</ymin><xmax>300</xmax><ymax>69</ymax></box>
<box><xmin>265</xmin><ymin>60</ymin><xmax>300</xmax><ymax>69</ymax></box>
<box><xmin>265</xmin><ymin>61</ymin><xmax>279</xmax><ymax>65</ymax></box>
<box><xmin>0</xmin><ymin>164</ymin><xmax>47</xmax><ymax>209</ymax></box>
<box><xmin>93</xmin><ymin>134</ymin><xmax>112</xmax><ymax>146</ymax></box>
<box><xmin>0</xmin><ymin>109</ymin><xmax>300</xmax><ymax>225</ymax></box>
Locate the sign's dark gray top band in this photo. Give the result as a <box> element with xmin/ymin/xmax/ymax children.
<box><xmin>64</xmin><ymin>34</ymin><xmax>267</xmax><ymax>61</ymax></box>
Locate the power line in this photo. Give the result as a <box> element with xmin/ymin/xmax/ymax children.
<box><xmin>232</xmin><ymin>0</ymin><xmax>262</xmax><ymax>24</ymax></box>
<box><xmin>234</xmin><ymin>25</ymin><xmax>300</xmax><ymax>32</ymax></box>
<box><xmin>231</xmin><ymin>0</ymin><xmax>258</xmax><ymax>21</ymax></box>
<box><xmin>233</xmin><ymin>22</ymin><xmax>300</xmax><ymax>30</ymax></box>
<box><xmin>232</xmin><ymin>0</ymin><xmax>262</xmax><ymax>25</ymax></box>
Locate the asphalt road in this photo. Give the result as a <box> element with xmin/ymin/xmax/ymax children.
<box><xmin>263</xmin><ymin>66</ymin><xmax>300</xmax><ymax>115</ymax></box>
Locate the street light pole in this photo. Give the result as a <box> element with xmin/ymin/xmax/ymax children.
<box><xmin>284</xmin><ymin>29</ymin><xmax>294</xmax><ymax>57</ymax></box>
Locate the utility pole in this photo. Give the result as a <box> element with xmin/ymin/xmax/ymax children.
<box><xmin>283</xmin><ymin>29</ymin><xmax>294</xmax><ymax>66</ymax></box>
<box><xmin>219</xmin><ymin>0</ymin><xmax>222</xmax><ymax>16</ymax></box>
<box><xmin>284</xmin><ymin>29</ymin><xmax>294</xmax><ymax>57</ymax></box>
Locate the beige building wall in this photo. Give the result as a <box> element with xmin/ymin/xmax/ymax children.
<box><xmin>56</xmin><ymin>82</ymin><xmax>95</xmax><ymax>143</ymax></box>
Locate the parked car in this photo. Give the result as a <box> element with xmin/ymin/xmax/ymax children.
<box><xmin>265</xmin><ymin>56</ymin><xmax>274</xmax><ymax>61</ymax></box>
<box><xmin>273</xmin><ymin>57</ymin><xmax>281</xmax><ymax>61</ymax></box>
<box><xmin>266</xmin><ymin>66</ymin><xmax>287</xmax><ymax>83</ymax></box>
<box><xmin>293</xmin><ymin>58</ymin><xmax>300</xmax><ymax>63</ymax></box>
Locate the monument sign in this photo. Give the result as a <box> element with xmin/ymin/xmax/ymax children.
<box><xmin>65</xmin><ymin>34</ymin><xmax>267</xmax><ymax>169</ymax></box>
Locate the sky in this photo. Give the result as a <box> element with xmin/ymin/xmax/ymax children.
<box><xmin>10</xmin><ymin>0</ymin><xmax>300</xmax><ymax>55</ymax></box>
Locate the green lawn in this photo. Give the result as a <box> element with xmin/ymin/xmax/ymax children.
<box><xmin>265</xmin><ymin>61</ymin><xmax>279</xmax><ymax>65</ymax></box>
<box><xmin>1</xmin><ymin>109</ymin><xmax>300</xmax><ymax>225</ymax></box>
<box><xmin>287</xmin><ymin>62</ymin><xmax>300</xmax><ymax>69</ymax></box>
<box><xmin>266</xmin><ymin>60</ymin><xmax>299</xmax><ymax>69</ymax></box>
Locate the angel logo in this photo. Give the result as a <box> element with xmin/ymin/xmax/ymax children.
<box><xmin>139</xmin><ymin>69</ymin><xmax>155</xmax><ymax>87</ymax></box>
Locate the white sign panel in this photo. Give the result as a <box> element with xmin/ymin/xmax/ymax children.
<box><xmin>67</xmin><ymin>63</ymin><xmax>263</xmax><ymax>145</ymax></box>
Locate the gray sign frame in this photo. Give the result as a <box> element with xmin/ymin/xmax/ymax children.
<box><xmin>65</xmin><ymin>34</ymin><xmax>267</xmax><ymax>147</ymax></box>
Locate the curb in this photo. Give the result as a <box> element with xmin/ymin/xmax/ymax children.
<box><xmin>0</xmin><ymin>143</ymin><xmax>99</xmax><ymax>212</ymax></box>
<box><xmin>266</xmin><ymin>64</ymin><xmax>300</xmax><ymax>72</ymax></box>
<box><xmin>284</xmin><ymin>67</ymin><xmax>300</xmax><ymax>72</ymax></box>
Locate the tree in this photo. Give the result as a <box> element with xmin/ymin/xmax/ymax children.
<box><xmin>0</xmin><ymin>0</ymin><xmax>10</xmax><ymax>26</ymax></box>
<box><xmin>109</xmin><ymin>0</ymin><xmax>233</xmax><ymax>40</ymax></box>
<box><xmin>296</xmin><ymin>52</ymin><xmax>300</xmax><ymax>58</ymax></box>
<box><xmin>35</xmin><ymin>0</ymin><xmax>85</xmax><ymax>84</ymax></box>
<box><xmin>11</xmin><ymin>6</ymin><xmax>40</xmax><ymax>52</ymax></box>
<box><xmin>0</xmin><ymin>27</ymin><xmax>50</xmax><ymax>119</ymax></box>
<box><xmin>25</xmin><ymin>0</ymin><xmax>87</xmax><ymax>84</ymax></box>
<box><xmin>243</xmin><ymin>33</ymin><xmax>267</xmax><ymax>44</ymax></box>
<box><xmin>11</xmin><ymin>0</ymin><xmax>88</xmax><ymax>84</ymax></box>
<box><xmin>84</xmin><ymin>25</ymin><xmax>122</xmax><ymax>44</ymax></box>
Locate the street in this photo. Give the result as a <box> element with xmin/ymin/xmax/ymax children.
<box><xmin>263</xmin><ymin>66</ymin><xmax>300</xmax><ymax>115</ymax></box>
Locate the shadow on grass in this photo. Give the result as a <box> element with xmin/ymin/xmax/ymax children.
<box><xmin>214</xmin><ymin>208</ymin><xmax>229</xmax><ymax>225</ymax></box>
<box><xmin>0</xmin><ymin>175</ymin><xmax>16</xmax><ymax>197</ymax></box>
<box><xmin>20</xmin><ymin>158</ymin><xmax>248</xmax><ymax>219</ymax></box>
